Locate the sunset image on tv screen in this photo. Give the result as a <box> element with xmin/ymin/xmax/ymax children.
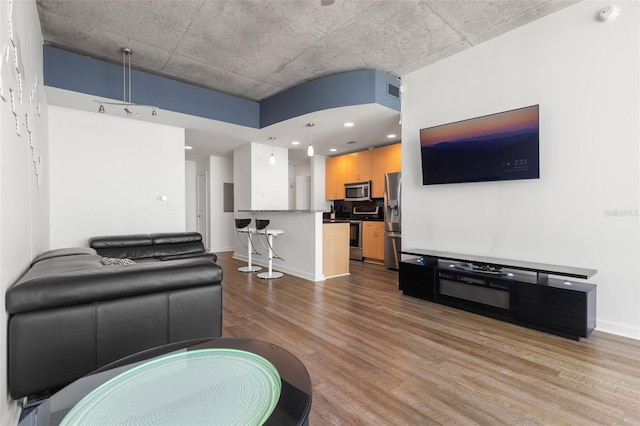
<box><xmin>420</xmin><ymin>105</ymin><xmax>539</xmax><ymax>185</ymax></box>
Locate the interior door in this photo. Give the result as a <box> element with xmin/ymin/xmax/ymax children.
<box><xmin>197</xmin><ymin>173</ymin><xmax>209</xmax><ymax>249</ymax></box>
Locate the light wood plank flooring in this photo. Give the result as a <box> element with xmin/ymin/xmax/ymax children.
<box><xmin>215</xmin><ymin>251</ymin><xmax>640</xmax><ymax>425</ymax></box>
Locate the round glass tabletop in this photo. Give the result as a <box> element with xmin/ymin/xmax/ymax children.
<box><xmin>60</xmin><ymin>348</ymin><xmax>282</xmax><ymax>426</ymax></box>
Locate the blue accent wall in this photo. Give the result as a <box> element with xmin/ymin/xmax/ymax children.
<box><xmin>43</xmin><ymin>46</ymin><xmax>399</xmax><ymax>129</ymax></box>
<box><xmin>373</xmin><ymin>69</ymin><xmax>401</xmax><ymax>111</ymax></box>
<box><xmin>260</xmin><ymin>70</ymin><xmax>377</xmax><ymax>127</ymax></box>
<box><xmin>43</xmin><ymin>46</ymin><xmax>260</xmax><ymax>128</ymax></box>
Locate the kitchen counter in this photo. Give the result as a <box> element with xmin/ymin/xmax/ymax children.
<box><xmin>233</xmin><ymin>210</ymin><xmax>324</xmax><ymax>281</ymax></box>
<box><xmin>323</xmin><ymin>219</ymin><xmax>384</xmax><ymax>223</ymax></box>
<box><xmin>239</xmin><ymin>209</ymin><xmax>324</xmax><ymax>213</ymax></box>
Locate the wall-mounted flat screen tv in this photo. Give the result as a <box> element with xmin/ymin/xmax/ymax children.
<box><xmin>420</xmin><ymin>105</ymin><xmax>539</xmax><ymax>185</ymax></box>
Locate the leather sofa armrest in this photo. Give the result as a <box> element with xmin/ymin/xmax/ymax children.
<box><xmin>31</xmin><ymin>247</ymin><xmax>97</xmax><ymax>266</ymax></box>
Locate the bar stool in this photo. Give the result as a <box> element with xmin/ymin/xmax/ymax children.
<box><xmin>235</xmin><ymin>218</ymin><xmax>262</xmax><ymax>273</ymax></box>
<box><xmin>255</xmin><ymin>219</ymin><xmax>284</xmax><ymax>280</ymax></box>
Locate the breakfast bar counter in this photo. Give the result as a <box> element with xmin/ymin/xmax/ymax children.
<box><xmin>235</xmin><ymin>210</ymin><xmax>325</xmax><ymax>281</ymax></box>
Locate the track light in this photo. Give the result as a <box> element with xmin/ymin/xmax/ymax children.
<box><xmin>92</xmin><ymin>47</ymin><xmax>158</xmax><ymax>117</ymax></box>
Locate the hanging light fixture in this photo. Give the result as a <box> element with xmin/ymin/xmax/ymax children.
<box><xmin>269</xmin><ymin>137</ymin><xmax>276</xmax><ymax>165</ymax></box>
<box><xmin>307</xmin><ymin>123</ymin><xmax>315</xmax><ymax>157</ymax></box>
<box><xmin>93</xmin><ymin>47</ymin><xmax>158</xmax><ymax>117</ymax></box>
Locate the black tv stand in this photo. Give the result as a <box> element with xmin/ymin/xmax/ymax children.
<box><xmin>399</xmin><ymin>249</ymin><xmax>597</xmax><ymax>340</ymax></box>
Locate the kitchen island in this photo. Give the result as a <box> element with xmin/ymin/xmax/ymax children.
<box><xmin>235</xmin><ymin>210</ymin><xmax>349</xmax><ymax>281</ymax></box>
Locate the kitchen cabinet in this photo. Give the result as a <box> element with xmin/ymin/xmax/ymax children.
<box><xmin>323</xmin><ymin>223</ymin><xmax>350</xmax><ymax>277</ymax></box>
<box><xmin>371</xmin><ymin>143</ymin><xmax>401</xmax><ymax>198</ymax></box>
<box><xmin>325</xmin><ymin>143</ymin><xmax>400</xmax><ymax>200</ymax></box>
<box><xmin>363</xmin><ymin>221</ymin><xmax>384</xmax><ymax>261</ymax></box>
<box><xmin>325</xmin><ymin>155</ymin><xmax>346</xmax><ymax>200</ymax></box>
<box><xmin>344</xmin><ymin>150</ymin><xmax>372</xmax><ymax>184</ymax></box>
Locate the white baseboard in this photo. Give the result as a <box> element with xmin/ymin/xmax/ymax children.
<box><xmin>232</xmin><ymin>252</ymin><xmax>325</xmax><ymax>282</ymax></box>
<box><xmin>595</xmin><ymin>320</ymin><xmax>640</xmax><ymax>340</ymax></box>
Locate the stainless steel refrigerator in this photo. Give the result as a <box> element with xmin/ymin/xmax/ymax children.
<box><xmin>384</xmin><ymin>172</ymin><xmax>402</xmax><ymax>269</ymax></box>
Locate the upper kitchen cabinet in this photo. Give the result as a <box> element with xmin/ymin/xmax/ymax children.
<box><xmin>371</xmin><ymin>143</ymin><xmax>401</xmax><ymax>198</ymax></box>
<box><xmin>325</xmin><ymin>155</ymin><xmax>347</xmax><ymax>200</ymax></box>
<box><xmin>325</xmin><ymin>143</ymin><xmax>401</xmax><ymax>200</ymax></box>
<box><xmin>344</xmin><ymin>150</ymin><xmax>372</xmax><ymax>184</ymax></box>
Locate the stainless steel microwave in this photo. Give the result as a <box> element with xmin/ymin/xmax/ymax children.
<box><xmin>344</xmin><ymin>181</ymin><xmax>371</xmax><ymax>201</ymax></box>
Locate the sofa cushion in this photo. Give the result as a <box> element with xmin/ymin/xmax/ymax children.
<box><xmin>6</xmin><ymin>254</ymin><xmax>222</xmax><ymax>315</ymax></box>
<box><xmin>153</xmin><ymin>241</ymin><xmax>205</xmax><ymax>258</ymax></box>
<box><xmin>89</xmin><ymin>234</ymin><xmax>155</xmax><ymax>260</ymax></box>
<box><xmin>158</xmin><ymin>252</ymin><xmax>218</xmax><ymax>262</ymax></box>
<box><xmin>151</xmin><ymin>233</ymin><xmax>206</xmax><ymax>258</ymax></box>
<box><xmin>151</xmin><ymin>232</ymin><xmax>203</xmax><ymax>245</ymax></box>
<box><xmin>89</xmin><ymin>234</ymin><xmax>153</xmax><ymax>248</ymax></box>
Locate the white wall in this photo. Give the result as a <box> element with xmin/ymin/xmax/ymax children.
<box><xmin>292</xmin><ymin>162</ymin><xmax>311</xmax><ymax>209</ymax></box>
<box><xmin>49</xmin><ymin>107</ymin><xmax>186</xmax><ymax>247</ymax></box>
<box><xmin>311</xmin><ymin>154</ymin><xmax>326</xmax><ymax>211</ymax></box>
<box><xmin>233</xmin><ymin>142</ymin><xmax>289</xmax><ymax>211</ymax></box>
<box><xmin>250</xmin><ymin>142</ymin><xmax>289</xmax><ymax>210</ymax></box>
<box><xmin>233</xmin><ymin>143</ymin><xmax>251</xmax><ymax>212</ymax></box>
<box><xmin>0</xmin><ymin>0</ymin><xmax>49</xmax><ymax>421</ymax></box>
<box><xmin>402</xmin><ymin>1</ymin><xmax>640</xmax><ymax>339</ymax></box>
<box><xmin>207</xmin><ymin>155</ymin><xmax>235</xmax><ymax>252</ymax></box>
<box><xmin>185</xmin><ymin>160</ymin><xmax>197</xmax><ymax>231</ymax></box>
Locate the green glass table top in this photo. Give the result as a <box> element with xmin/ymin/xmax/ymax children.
<box><xmin>61</xmin><ymin>348</ymin><xmax>282</xmax><ymax>426</ymax></box>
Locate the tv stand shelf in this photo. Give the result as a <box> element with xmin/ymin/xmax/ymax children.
<box><xmin>399</xmin><ymin>249</ymin><xmax>597</xmax><ymax>340</ymax></box>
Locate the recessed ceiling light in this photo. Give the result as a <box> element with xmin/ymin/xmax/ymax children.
<box><xmin>291</xmin><ymin>140</ymin><xmax>300</xmax><ymax>145</ymax></box>
<box><xmin>344</xmin><ymin>122</ymin><xmax>354</xmax><ymax>127</ymax></box>
<box><xmin>387</xmin><ymin>134</ymin><xmax>397</xmax><ymax>139</ymax></box>
<box><xmin>185</xmin><ymin>146</ymin><xmax>193</xmax><ymax>150</ymax></box>
<box><xmin>330</xmin><ymin>148</ymin><xmax>337</xmax><ymax>152</ymax></box>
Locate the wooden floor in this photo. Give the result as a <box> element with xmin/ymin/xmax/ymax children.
<box><xmin>216</xmin><ymin>251</ymin><xmax>640</xmax><ymax>425</ymax></box>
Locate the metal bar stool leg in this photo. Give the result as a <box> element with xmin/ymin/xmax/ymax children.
<box><xmin>257</xmin><ymin>232</ymin><xmax>283</xmax><ymax>279</ymax></box>
<box><xmin>255</xmin><ymin>219</ymin><xmax>284</xmax><ymax>280</ymax></box>
<box><xmin>236</xmin><ymin>219</ymin><xmax>261</xmax><ymax>273</ymax></box>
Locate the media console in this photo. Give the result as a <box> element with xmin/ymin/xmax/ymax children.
<box><xmin>399</xmin><ymin>249</ymin><xmax>597</xmax><ymax>340</ymax></box>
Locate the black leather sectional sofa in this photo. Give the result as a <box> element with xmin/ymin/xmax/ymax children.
<box><xmin>6</xmin><ymin>232</ymin><xmax>222</xmax><ymax>400</ymax></box>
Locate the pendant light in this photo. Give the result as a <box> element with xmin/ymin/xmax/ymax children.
<box><xmin>306</xmin><ymin>123</ymin><xmax>315</xmax><ymax>157</ymax></box>
<box><xmin>269</xmin><ymin>137</ymin><xmax>276</xmax><ymax>165</ymax></box>
<box><xmin>93</xmin><ymin>47</ymin><xmax>158</xmax><ymax>117</ymax></box>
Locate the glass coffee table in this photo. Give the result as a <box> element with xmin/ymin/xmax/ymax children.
<box><xmin>19</xmin><ymin>338</ymin><xmax>312</xmax><ymax>426</ymax></box>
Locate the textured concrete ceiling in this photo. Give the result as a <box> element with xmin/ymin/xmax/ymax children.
<box><xmin>36</xmin><ymin>0</ymin><xmax>578</xmax><ymax>162</ymax></box>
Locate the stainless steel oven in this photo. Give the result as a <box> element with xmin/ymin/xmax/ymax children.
<box><xmin>349</xmin><ymin>220</ymin><xmax>363</xmax><ymax>261</ymax></box>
